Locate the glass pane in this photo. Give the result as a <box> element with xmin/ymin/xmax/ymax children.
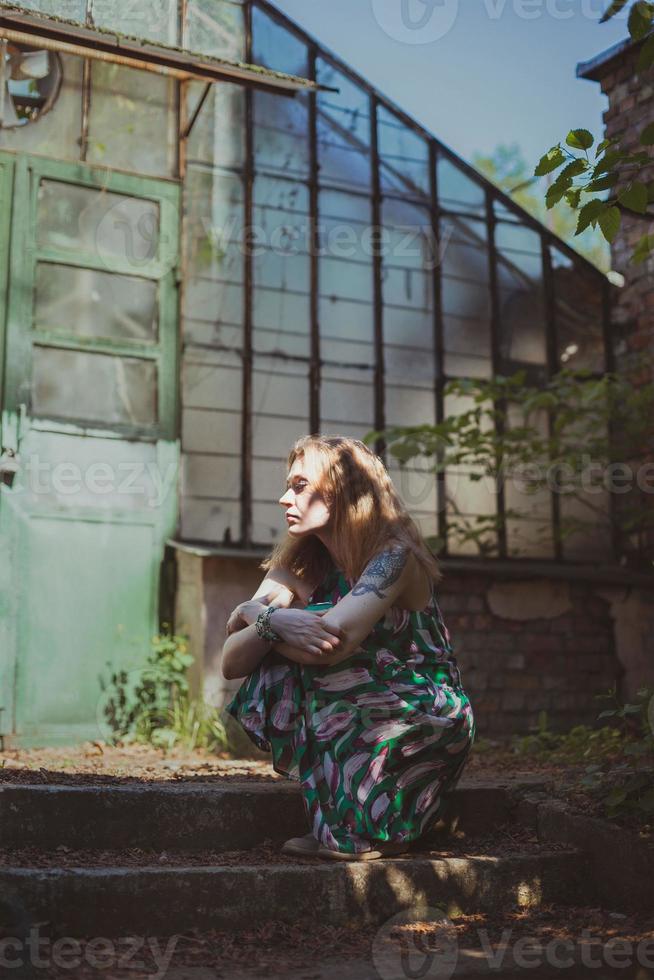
<box><xmin>319</xmin><ymin>188</ymin><xmax>374</xmax><ymax>336</ymax></box>
<box><xmin>182</xmin><ymin>351</ymin><xmax>242</xmax><ymax>412</ymax></box>
<box><xmin>504</xmin><ymin>403</ymin><xmax>554</xmax><ymax>557</ymax></box>
<box><xmin>551</xmin><ymin>248</ymin><xmax>606</xmax><ymax>373</ymax></box>
<box><xmin>495</xmin><ymin>221</ymin><xmax>547</xmax><ymax>371</ymax></box>
<box><xmin>252</xmin><ymin>355</ymin><xmax>309</xmax><ymax>478</ymax></box>
<box><xmin>437</xmin><ymin>156</ymin><xmax>486</xmax><ymax>216</ymax></box>
<box><xmin>34</xmin><ymin>263</ymin><xmax>158</xmax><ymax>342</ymax></box>
<box><xmin>185</xmin><ymin>81</ymin><xmax>244</xmax><ymax>171</ymax></box>
<box><xmin>182</xmin><ymin>407</ymin><xmax>241</xmax><ymax>456</ymax></box>
<box><xmin>445</xmin><ymin>471</ymin><xmax>499</xmax><ymax>557</ymax></box>
<box><xmin>182</xmin><ymin>453</ymin><xmax>240</xmax><ymax>502</ymax></box>
<box><xmin>254</xmin><ymin>91</ymin><xmax>310</xmax><ymax>180</ymax></box>
<box><xmin>0</xmin><ymin>53</ymin><xmax>83</xmax><ymax>161</ymax></box>
<box><xmin>15</xmin><ymin>0</ymin><xmax>85</xmax><ymax>19</ymax></box>
<box><xmin>185</xmin><ymin>0</ymin><xmax>245</xmax><ymax>61</ymax></box>
<box><xmin>506</xmin><ymin>520</ymin><xmax>555</xmax><ymax>558</ymax></box>
<box><xmin>37</xmin><ymin>179</ymin><xmax>161</xmax><ymax>265</ymax></box>
<box><xmin>317</xmin><ymin>61</ymin><xmax>371</xmax><ymax>192</ymax></box>
<box><xmin>90</xmin><ymin>0</ymin><xmax>179</xmax><ymax>45</ymax></box>
<box><xmin>319</xmin><ymin>296</ymin><xmax>374</xmax><ymax>345</ymax></box>
<box><xmin>87</xmin><ymin>62</ymin><xmax>176</xmax><ymax>178</ymax></box>
<box><xmin>251</xmin><ymin>7</ymin><xmax>309</xmax><ymax>182</ymax></box>
<box><xmin>440</xmin><ymin>214</ymin><xmax>491</xmax><ymax>376</ymax></box>
<box><xmin>443</xmin><ymin>391</ymin><xmax>498</xmax><ymax>555</ymax></box>
<box><xmin>252</xmin><ymin>177</ymin><xmax>310</xmax><ymax>356</ymax></box>
<box><xmin>385</xmin><ymin>384</ymin><xmax>435</xmax><ymax>427</ymax></box>
<box><xmin>560</xmin><ymin>489</ymin><xmax>613</xmax><ymax>561</ymax></box>
<box><xmin>377</xmin><ymin>105</ymin><xmax>429</xmax><ymax>200</ymax></box>
<box><xmin>180</xmin><ymin>498</ymin><xmax>240</xmax><ymax>544</ymax></box>
<box><xmin>387</xmin><ymin>457</ymin><xmax>437</xmax><ymax>512</ymax></box>
<box><xmin>32</xmin><ymin>346</ymin><xmax>157</xmax><ymax>426</ymax></box>
<box><xmin>493</xmin><ymin>199</ymin><xmax>522</xmax><ymax>222</ymax></box>
<box><xmin>321</xmin><ymin>364</ymin><xmax>374</xmax><ymax>427</ymax></box>
<box><xmin>252</xmin><ymin>5</ymin><xmax>308</xmax><ymax>75</ymax></box>
<box><xmin>183</xmin><ymin>167</ymin><xmax>244</xmax><ymax>348</ymax></box>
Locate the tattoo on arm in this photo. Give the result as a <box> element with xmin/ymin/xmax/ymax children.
<box><xmin>350</xmin><ymin>545</ymin><xmax>409</xmax><ymax>599</ymax></box>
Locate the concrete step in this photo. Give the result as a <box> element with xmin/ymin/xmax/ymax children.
<box><xmin>0</xmin><ymin>775</ymin><xmax>550</xmax><ymax>852</ymax></box>
<box><xmin>0</xmin><ymin>845</ymin><xmax>592</xmax><ymax>939</ymax></box>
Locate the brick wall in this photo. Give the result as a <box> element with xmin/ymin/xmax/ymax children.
<box><xmin>598</xmin><ymin>46</ymin><xmax>654</xmax><ymax>384</ymax></box>
<box><xmin>580</xmin><ymin>39</ymin><xmax>654</xmax><ymax>562</ymax></box>
<box><xmin>173</xmin><ymin>554</ymin><xmax>654</xmax><ymax>744</ymax></box>
<box><xmin>436</xmin><ymin>572</ymin><xmax>621</xmax><ymax>738</ymax></box>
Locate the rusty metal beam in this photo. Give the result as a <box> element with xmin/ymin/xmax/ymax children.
<box><xmin>0</xmin><ymin>4</ymin><xmax>336</xmax><ymax>96</ymax></box>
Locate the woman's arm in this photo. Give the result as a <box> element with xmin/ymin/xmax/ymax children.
<box><xmin>221</xmin><ymin>602</ymin><xmax>341</xmax><ymax>680</ymax></box>
<box><xmin>221</xmin><ymin>621</ymin><xmax>275</xmax><ymax>680</ymax></box>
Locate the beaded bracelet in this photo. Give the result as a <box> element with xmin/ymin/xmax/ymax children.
<box><xmin>255</xmin><ymin>604</ymin><xmax>283</xmax><ymax>643</ymax></box>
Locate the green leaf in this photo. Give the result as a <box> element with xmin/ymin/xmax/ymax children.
<box><xmin>618</xmin><ymin>180</ymin><xmax>649</xmax><ymax>213</ymax></box>
<box><xmin>631</xmin><ymin>233</ymin><xmax>654</xmax><ymax>264</ymax></box>
<box><xmin>592</xmin><ymin>150</ymin><xmax>628</xmax><ymax>177</ymax></box>
<box><xmin>597</xmin><ymin>206</ymin><xmax>621</xmax><ymax>243</ymax></box>
<box><xmin>566</xmin><ymin>129</ymin><xmax>594</xmax><ymax>151</ymax></box>
<box><xmin>587</xmin><ymin>172</ymin><xmax>619</xmax><ymax>192</ymax></box>
<box><xmin>576</xmin><ymin>198</ymin><xmax>607</xmax><ymax>234</ymax></box>
<box><xmin>629</xmin><ymin>0</ymin><xmax>654</xmax><ymax>40</ymax></box>
<box><xmin>599</xmin><ymin>0</ymin><xmax>630</xmax><ymax>22</ymax></box>
<box><xmin>564</xmin><ymin>187</ymin><xmax>582</xmax><ymax>208</ymax></box>
<box><xmin>640</xmin><ymin>122</ymin><xmax>654</xmax><ymax>146</ymax></box>
<box><xmin>534</xmin><ymin>146</ymin><xmax>566</xmax><ymax>177</ymax></box>
<box><xmin>596</xmin><ymin>136</ymin><xmax>621</xmax><ymax>157</ymax></box>
<box><xmin>560</xmin><ymin>158</ymin><xmax>590</xmax><ymax>180</ymax></box>
<box><xmin>546</xmin><ymin>182</ymin><xmax>570</xmax><ymax>209</ymax></box>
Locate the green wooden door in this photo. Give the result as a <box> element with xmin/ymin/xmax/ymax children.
<box><xmin>0</xmin><ymin>152</ymin><xmax>180</xmax><ymax>747</ymax></box>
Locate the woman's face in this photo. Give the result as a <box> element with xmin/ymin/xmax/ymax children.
<box><xmin>278</xmin><ymin>458</ymin><xmax>331</xmax><ymax>537</ymax></box>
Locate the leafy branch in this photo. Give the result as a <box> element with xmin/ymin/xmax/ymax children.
<box><xmin>534</xmin><ymin>0</ymin><xmax>654</xmax><ymax>264</ymax></box>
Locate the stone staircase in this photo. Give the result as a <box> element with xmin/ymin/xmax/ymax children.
<box><xmin>0</xmin><ymin>771</ymin><xmax>605</xmax><ymax>943</ymax></box>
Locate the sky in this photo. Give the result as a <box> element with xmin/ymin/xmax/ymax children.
<box><xmin>268</xmin><ymin>0</ymin><xmax>629</xmax><ymax>178</ymax></box>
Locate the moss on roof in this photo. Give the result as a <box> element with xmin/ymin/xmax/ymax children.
<box><xmin>0</xmin><ymin>0</ymin><xmax>317</xmax><ymax>87</ymax></box>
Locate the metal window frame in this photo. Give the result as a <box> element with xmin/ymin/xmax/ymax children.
<box><xmin>235</xmin><ymin>0</ymin><xmax>613</xmax><ymax>564</ymax></box>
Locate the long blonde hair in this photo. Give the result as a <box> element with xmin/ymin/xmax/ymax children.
<box><xmin>260</xmin><ymin>434</ymin><xmax>443</xmax><ymax>589</ymax></box>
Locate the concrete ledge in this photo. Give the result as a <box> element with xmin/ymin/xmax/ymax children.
<box><xmin>0</xmin><ymin>849</ymin><xmax>591</xmax><ymax>938</ymax></box>
<box><xmin>0</xmin><ymin>778</ymin><xmax>550</xmax><ymax>852</ymax></box>
<box><xmin>536</xmin><ymin>801</ymin><xmax>654</xmax><ymax>914</ymax></box>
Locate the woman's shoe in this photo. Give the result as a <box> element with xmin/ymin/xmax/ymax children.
<box><xmin>281</xmin><ymin>832</ymin><xmax>321</xmax><ymax>856</ymax></box>
<box><xmin>316</xmin><ymin>840</ymin><xmax>409</xmax><ymax>861</ymax></box>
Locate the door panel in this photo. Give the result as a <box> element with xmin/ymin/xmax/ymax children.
<box><xmin>0</xmin><ymin>151</ymin><xmax>180</xmax><ymax>746</ymax></box>
<box><xmin>0</xmin><ymin>153</ymin><xmax>16</xmax><ymax>737</ymax></box>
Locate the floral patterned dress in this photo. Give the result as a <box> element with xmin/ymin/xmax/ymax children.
<box><xmin>225</xmin><ymin>565</ymin><xmax>476</xmax><ymax>854</ymax></box>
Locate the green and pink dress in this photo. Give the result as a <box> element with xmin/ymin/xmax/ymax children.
<box><xmin>226</xmin><ymin>565</ymin><xmax>476</xmax><ymax>854</ymax></box>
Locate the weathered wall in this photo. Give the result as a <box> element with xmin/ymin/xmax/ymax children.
<box><xmin>598</xmin><ymin>45</ymin><xmax>654</xmax><ymax>389</ymax></box>
<box><xmin>590</xmin><ymin>42</ymin><xmax>654</xmax><ymax>563</ymax></box>
<box><xmin>180</xmin><ymin>554</ymin><xmax>653</xmax><ymax>742</ymax></box>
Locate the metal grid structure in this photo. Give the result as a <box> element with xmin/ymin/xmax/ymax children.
<box><xmin>0</xmin><ymin>0</ymin><xmax>615</xmax><ymax>564</ymax></box>
<box><xmin>179</xmin><ymin>0</ymin><xmax>611</xmax><ymax>563</ymax></box>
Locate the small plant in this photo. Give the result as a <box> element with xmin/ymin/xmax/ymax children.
<box><xmin>509</xmin><ymin>685</ymin><xmax>654</xmax><ymax>827</ymax></box>
<box><xmin>98</xmin><ymin>626</ymin><xmax>229</xmax><ymax>753</ymax></box>
<box><xmin>510</xmin><ymin>709</ymin><xmax>625</xmax><ymax>763</ymax></box>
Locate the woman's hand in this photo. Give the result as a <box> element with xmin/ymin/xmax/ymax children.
<box><xmin>225</xmin><ymin>605</ymin><xmax>249</xmax><ymax>637</ymax></box>
<box><xmin>266</xmin><ymin>607</ymin><xmax>345</xmax><ymax>658</ymax></box>
<box><xmin>225</xmin><ymin>583</ymin><xmax>297</xmax><ymax>638</ymax></box>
